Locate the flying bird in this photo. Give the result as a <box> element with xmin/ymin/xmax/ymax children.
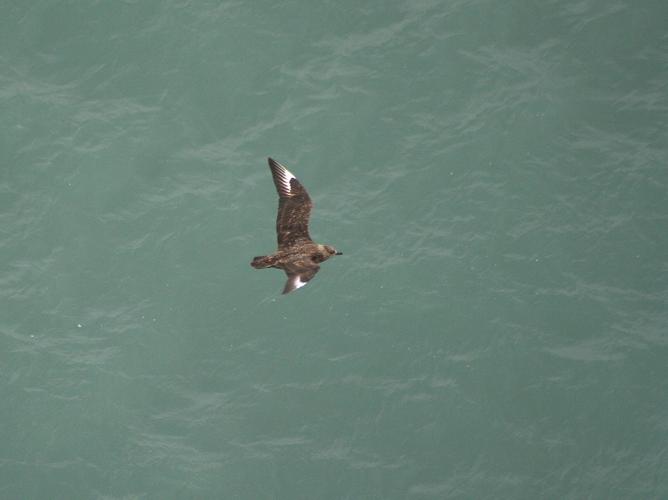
<box><xmin>251</xmin><ymin>157</ymin><xmax>342</xmax><ymax>294</ymax></box>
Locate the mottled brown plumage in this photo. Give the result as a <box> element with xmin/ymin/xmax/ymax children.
<box><xmin>251</xmin><ymin>158</ymin><xmax>341</xmax><ymax>294</ymax></box>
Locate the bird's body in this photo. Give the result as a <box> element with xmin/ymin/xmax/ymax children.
<box><xmin>251</xmin><ymin>158</ymin><xmax>341</xmax><ymax>294</ymax></box>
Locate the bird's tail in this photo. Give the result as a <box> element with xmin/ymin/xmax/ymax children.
<box><xmin>251</xmin><ymin>255</ymin><xmax>277</xmax><ymax>269</ymax></box>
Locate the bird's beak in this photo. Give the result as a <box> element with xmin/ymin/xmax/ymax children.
<box><xmin>335</xmin><ymin>252</ymin><xmax>343</xmax><ymax>255</ymax></box>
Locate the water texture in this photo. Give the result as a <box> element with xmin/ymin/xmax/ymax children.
<box><xmin>1</xmin><ymin>1</ymin><xmax>667</xmax><ymax>498</ymax></box>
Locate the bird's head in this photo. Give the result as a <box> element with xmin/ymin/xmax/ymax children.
<box><xmin>323</xmin><ymin>245</ymin><xmax>343</xmax><ymax>257</ymax></box>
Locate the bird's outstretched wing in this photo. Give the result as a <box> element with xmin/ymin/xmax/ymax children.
<box><xmin>282</xmin><ymin>264</ymin><xmax>320</xmax><ymax>294</ymax></box>
<box><xmin>268</xmin><ymin>158</ymin><xmax>313</xmax><ymax>249</ymax></box>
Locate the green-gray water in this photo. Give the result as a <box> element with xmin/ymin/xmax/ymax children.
<box><xmin>2</xmin><ymin>1</ymin><xmax>667</xmax><ymax>498</ymax></box>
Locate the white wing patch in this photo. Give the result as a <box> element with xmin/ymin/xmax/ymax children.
<box><xmin>269</xmin><ymin>158</ymin><xmax>299</xmax><ymax>198</ymax></box>
<box><xmin>294</xmin><ymin>276</ymin><xmax>308</xmax><ymax>289</ymax></box>
<box><xmin>283</xmin><ymin>273</ymin><xmax>310</xmax><ymax>294</ymax></box>
<box><xmin>280</xmin><ymin>166</ymin><xmax>296</xmax><ymax>195</ymax></box>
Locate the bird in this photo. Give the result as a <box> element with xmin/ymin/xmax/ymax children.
<box><xmin>251</xmin><ymin>157</ymin><xmax>342</xmax><ymax>294</ymax></box>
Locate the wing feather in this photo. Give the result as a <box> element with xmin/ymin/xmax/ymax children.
<box><xmin>268</xmin><ymin>158</ymin><xmax>313</xmax><ymax>249</ymax></box>
<box><xmin>282</xmin><ymin>265</ymin><xmax>320</xmax><ymax>294</ymax></box>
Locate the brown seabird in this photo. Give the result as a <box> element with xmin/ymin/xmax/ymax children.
<box><xmin>251</xmin><ymin>157</ymin><xmax>342</xmax><ymax>294</ymax></box>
